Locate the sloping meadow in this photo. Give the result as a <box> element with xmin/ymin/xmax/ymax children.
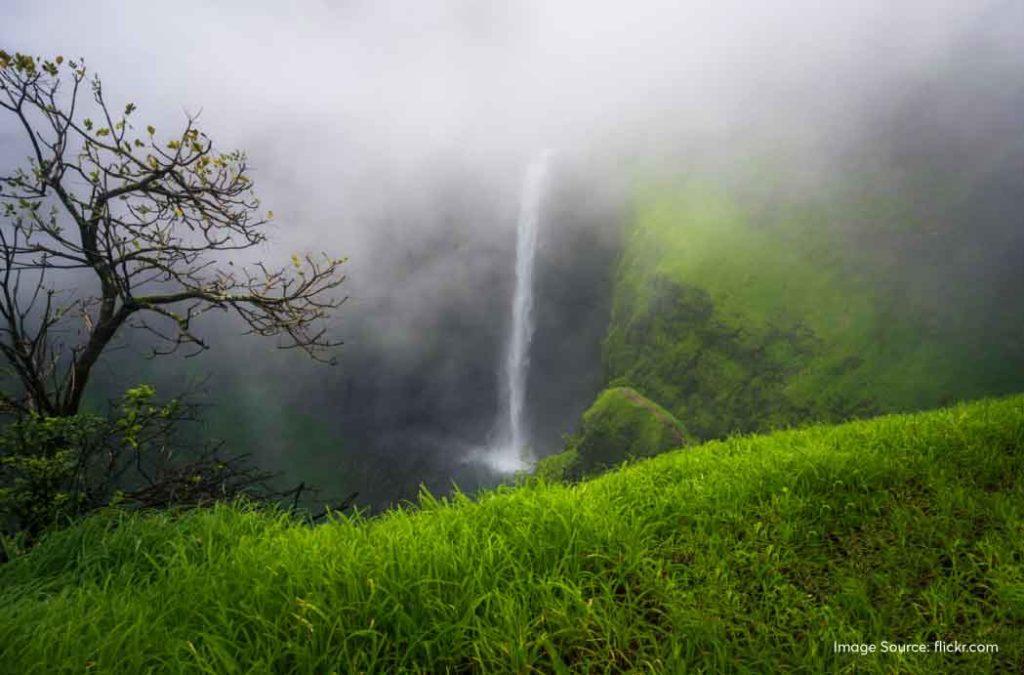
<box><xmin>2</xmin><ymin>395</ymin><xmax>1023</xmax><ymax>672</ymax></box>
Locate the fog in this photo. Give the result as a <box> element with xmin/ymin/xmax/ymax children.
<box><xmin>9</xmin><ymin>1</ymin><xmax>1017</xmax><ymax>202</ymax></box>
<box><xmin>2</xmin><ymin>1</ymin><xmax>1022</xmax><ymax>508</ymax></box>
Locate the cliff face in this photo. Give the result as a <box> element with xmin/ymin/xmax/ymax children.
<box><xmin>598</xmin><ymin>177</ymin><xmax>1024</xmax><ymax>441</ymax></box>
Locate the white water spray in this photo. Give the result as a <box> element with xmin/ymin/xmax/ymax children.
<box><xmin>486</xmin><ymin>151</ymin><xmax>552</xmax><ymax>473</ymax></box>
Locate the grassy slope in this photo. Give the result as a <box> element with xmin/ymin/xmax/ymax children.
<box><xmin>604</xmin><ymin>180</ymin><xmax>1022</xmax><ymax>439</ymax></box>
<box><xmin>2</xmin><ymin>395</ymin><xmax>1023</xmax><ymax>673</ymax></box>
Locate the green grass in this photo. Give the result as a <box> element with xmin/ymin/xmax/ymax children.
<box><xmin>2</xmin><ymin>395</ymin><xmax>1023</xmax><ymax>673</ymax></box>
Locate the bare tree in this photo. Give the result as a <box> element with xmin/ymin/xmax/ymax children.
<box><xmin>0</xmin><ymin>51</ymin><xmax>346</xmax><ymax>416</ymax></box>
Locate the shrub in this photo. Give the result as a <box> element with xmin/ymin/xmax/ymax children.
<box><xmin>0</xmin><ymin>386</ymin><xmax>179</xmax><ymax>542</ymax></box>
<box><xmin>0</xmin><ymin>385</ymin><xmax>284</xmax><ymax>559</ymax></box>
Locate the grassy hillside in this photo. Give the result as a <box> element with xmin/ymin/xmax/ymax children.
<box><xmin>2</xmin><ymin>395</ymin><xmax>1023</xmax><ymax>672</ymax></box>
<box><xmin>604</xmin><ymin>179</ymin><xmax>1024</xmax><ymax>439</ymax></box>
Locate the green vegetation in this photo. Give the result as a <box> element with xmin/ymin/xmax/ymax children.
<box><xmin>2</xmin><ymin>395</ymin><xmax>1022</xmax><ymax>672</ymax></box>
<box><xmin>535</xmin><ymin>387</ymin><xmax>687</xmax><ymax>481</ymax></box>
<box><xmin>604</xmin><ymin>179</ymin><xmax>1024</xmax><ymax>439</ymax></box>
<box><xmin>1</xmin><ymin>386</ymin><xmax>181</xmax><ymax>544</ymax></box>
<box><xmin>532</xmin><ymin>446</ymin><xmax>581</xmax><ymax>483</ymax></box>
<box><xmin>0</xmin><ymin>385</ymin><xmax>290</xmax><ymax>562</ymax></box>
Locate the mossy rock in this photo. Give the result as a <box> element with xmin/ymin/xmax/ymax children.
<box><xmin>535</xmin><ymin>387</ymin><xmax>688</xmax><ymax>481</ymax></box>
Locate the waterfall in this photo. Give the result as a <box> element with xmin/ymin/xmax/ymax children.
<box><xmin>487</xmin><ymin>151</ymin><xmax>551</xmax><ymax>472</ymax></box>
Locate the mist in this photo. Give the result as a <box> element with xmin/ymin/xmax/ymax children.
<box><xmin>2</xmin><ymin>0</ymin><xmax>1022</xmax><ymax>509</ymax></box>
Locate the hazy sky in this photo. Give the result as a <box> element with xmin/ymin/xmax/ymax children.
<box><xmin>5</xmin><ymin>1</ymin><xmax>1017</xmax><ymax>232</ymax></box>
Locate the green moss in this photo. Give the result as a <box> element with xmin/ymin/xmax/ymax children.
<box><xmin>541</xmin><ymin>387</ymin><xmax>687</xmax><ymax>481</ymax></box>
